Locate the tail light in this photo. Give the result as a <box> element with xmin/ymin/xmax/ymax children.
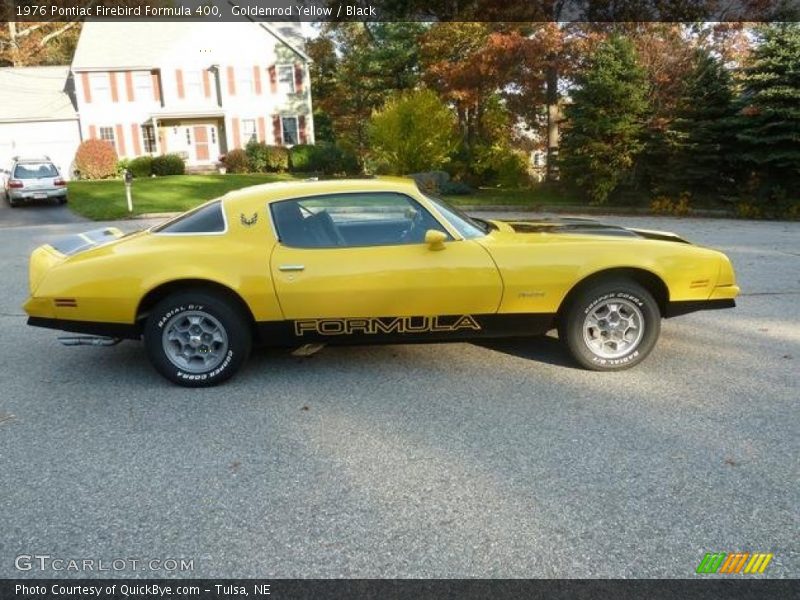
<box><xmin>54</xmin><ymin>178</ymin><xmax>66</xmax><ymax>186</ymax></box>
<box><xmin>8</xmin><ymin>180</ymin><xmax>23</xmax><ymax>189</ymax></box>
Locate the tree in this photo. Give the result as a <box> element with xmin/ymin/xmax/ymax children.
<box><xmin>368</xmin><ymin>89</ymin><xmax>458</xmax><ymax>174</ymax></box>
<box><xmin>671</xmin><ymin>49</ymin><xmax>739</xmax><ymax>198</ymax></box>
<box><xmin>736</xmin><ymin>23</ymin><xmax>800</xmax><ymax>204</ymax></box>
<box><xmin>560</xmin><ymin>35</ymin><xmax>650</xmax><ymax>204</ymax></box>
<box><xmin>306</xmin><ymin>22</ymin><xmax>427</xmax><ymax>169</ymax></box>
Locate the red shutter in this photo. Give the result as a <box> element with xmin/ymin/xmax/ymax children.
<box><xmin>131</xmin><ymin>124</ymin><xmax>142</xmax><ymax>155</ymax></box>
<box><xmin>81</xmin><ymin>72</ymin><xmax>92</xmax><ymax>103</ymax></box>
<box><xmin>253</xmin><ymin>65</ymin><xmax>262</xmax><ymax>95</ymax></box>
<box><xmin>298</xmin><ymin>115</ymin><xmax>307</xmax><ymax>144</ymax></box>
<box><xmin>176</xmin><ymin>69</ymin><xmax>185</xmax><ymax>99</ymax></box>
<box><xmin>110</xmin><ymin>72</ymin><xmax>119</xmax><ymax>103</ymax></box>
<box><xmin>202</xmin><ymin>70</ymin><xmax>211</xmax><ymax>98</ymax></box>
<box><xmin>232</xmin><ymin>117</ymin><xmax>241</xmax><ymax>149</ymax></box>
<box><xmin>257</xmin><ymin>117</ymin><xmax>266</xmax><ymax>143</ymax></box>
<box><xmin>272</xmin><ymin>115</ymin><xmax>281</xmax><ymax>145</ymax></box>
<box><xmin>227</xmin><ymin>66</ymin><xmax>236</xmax><ymax>96</ymax></box>
<box><xmin>88</xmin><ymin>125</ymin><xmax>97</xmax><ymax>139</ymax></box>
<box><xmin>125</xmin><ymin>72</ymin><xmax>135</xmax><ymax>102</ymax></box>
<box><xmin>115</xmin><ymin>124</ymin><xmax>126</xmax><ymax>156</ymax></box>
<box><xmin>151</xmin><ymin>71</ymin><xmax>161</xmax><ymax>102</ymax></box>
<box><xmin>268</xmin><ymin>65</ymin><xmax>277</xmax><ymax>94</ymax></box>
<box><xmin>294</xmin><ymin>64</ymin><xmax>304</xmax><ymax>94</ymax></box>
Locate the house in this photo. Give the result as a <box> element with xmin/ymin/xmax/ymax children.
<box><xmin>0</xmin><ymin>66</ymin><xmax>81</xmax><ymax>179</ymax></box>
<box><xmin>70</xmin><ymin>20</ymin><xmax>314</xmax><ymax>168</ymax></box>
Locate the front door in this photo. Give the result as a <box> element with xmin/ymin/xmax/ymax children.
<box><xmin>193</xmin><ymin>126</ymin><xmax>209</xmax><ymax>162</ymax></box>
<box><xmin>268</xmin><ymin>192</ymin><xmax>503</xmax><ymax>327</ymax></box>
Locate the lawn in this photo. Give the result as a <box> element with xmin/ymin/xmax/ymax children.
<box><xmin>68</xmin><ymin>174</ymin><xmax>583</xmax><ymax>221</ymax></box>
<box><xmin>67</xmin><ymin>173</ymin><xmax>297</xmax><ymax>220</ymax></box>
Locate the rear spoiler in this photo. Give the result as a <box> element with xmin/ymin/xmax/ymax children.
<box><xmin>49</xmin><ymin>227</ymin><xmax>125</xmax><ymax>256</ymax></box>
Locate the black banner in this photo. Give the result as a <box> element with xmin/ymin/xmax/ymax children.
<box><xmin>2</xmin><ymin>0</ymin><xmax>800</xmax><ymax>23</ymax></box>
<box><xmin>2</xmin><ymin>579</ymin><xmax>799</xmax><ymax>600</ymax></box>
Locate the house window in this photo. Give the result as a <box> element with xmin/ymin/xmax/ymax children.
<box><xmin>281</xmin><ymin>117</ymin><xmax>298</xmax><ymax>145</ymax></box>
<box><xmin>185</xmin><ymin>70</ymin><xmax>202</xmax><ymax>98</ymax></box>
<box><xmin>142</xmin><ymin>125</ymin><xmax>157</xmax><ymax>153</ymax></box>
<box><xmin>99</xmin><ymin>126</ymin><xmax>115</xmax><ymax>145</ymax></box>
<box><xmin>239</xmin><ymin>69</ymin><xmax>255</xmax><ymax>95</ymax></box>
<box><xmin>277</xmin><ymin>65</ymin><xmax>295</xmax><ymax>94</ymax></box>
<box><xmin>133</xmin><ymin>72</ymin><xmax>151</xmax><ymax>98</ymax></box>
<box><xmin>241</xmin><ymin>119</ymin><xmax>257</xmax><ymax>144</ymax></box>
<box><xmin>185</xmin><ymin>128</ymin><xmax>192</xmax><ymax>145</ymax></box>
<box><xmin>90</xmin><ymin>73</ymin><xmax>112</xmax><ymax>103</ymax></box>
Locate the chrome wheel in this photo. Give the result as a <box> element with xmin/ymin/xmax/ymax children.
<box><xmin>162</xmin><ymin>310</ymin><xmax>229</xmax><ymax>373</ymax></box>
<box><xmin>582</xmin><ymin>298</ymin><xmax>645</xmax><ymax>359</ymax></box>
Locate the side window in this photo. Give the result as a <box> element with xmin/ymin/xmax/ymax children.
<box><xmin>271</xmin><ymin>193</ymin><xmax>450</xmax><ymax>249</ymax></box>
<box><xmin>154</xmin><ymin>200</ymin><xmax>226</xmax><ymax>233</ymax></box>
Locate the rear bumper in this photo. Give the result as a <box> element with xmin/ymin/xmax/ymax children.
<box><xmin>27</xmin><ymin>316</ymin><xmax>139</xmax><ymax>340</ymax></box>
<box><xmin>9</xmin><ymin>188</ymin><xmax>67</xmax><ymax>201</ymax></box>
<box><xmin>664</xmin><ymin>298</ymin><xmax>736</xmax><ymax>318</ymax></box>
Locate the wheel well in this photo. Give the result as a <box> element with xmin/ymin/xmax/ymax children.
<box><xmin>136</xmin><ymin>279</ymin><xmax>256</xmax><ymax>333</ymax></box>
<box><xmin>557</xmin><ymin>268</ymin><xmax>669</xmax><ymax>320</ymax></box>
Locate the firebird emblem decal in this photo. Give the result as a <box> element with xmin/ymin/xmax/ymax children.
<box><xmin>240</xmin><ymin>212</ymin><xmax>258</xmax><ymax>227</ymax></box>
<box><xmin>294</xmin><ymin>315</ymin><xmax>482</xmax><ymax>336</ymax></box>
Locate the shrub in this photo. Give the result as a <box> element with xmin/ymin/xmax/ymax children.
<box><xmin>265</xmin><ymin>145</ymin><xmax>289</xmax><ymax>172</ymax></box>
<box><xmin>129</xmin><ymin>156</ymin><xmax>153</xmax><ymax>178</ymax></box>
<box><xmin>369</xmin><ymin>89</ymin><xmax>458</xmax><ymax>174</ymax></box>
<box><xmin>151</xmin><ymin>153</ymin><xmax>186</xmax><ymax>176</ymax></box>
<box><xmin>245</xmin><ymin>140</ymin><xmax>267</xmax><ymax>172</ymax></box>
<box><xmin>222</xmin><ymin>149</ymin><xmax>250</xmax><ymax>174</ymax></box>
<box><xmin>441</xmin><ymin>180</ymin><xmax>474</xmax><ymax>195</ymax></box>
<box><xmin>115</xmin><ymin>158</ymin><xmax>131</xmax><ymax>177</ymax></box>
<box><xmin>650</xmin><ymin>193</ymin><xmax>691</xmax><ymax>216</ymax></box>
<box><xmin>314</xmin><ymin>142</ymin><xmax>358</xmax><ymax>175</ymax></box>
<box><xmin>74</xmin><ymin>139</ymin><xmax>118</xmax><ymax>180</ymax></box>
<box><xmin>409</xmin><ymin>171</ymin><xmax>450</xmax><ymax>195</ymax></box>
<box><xmin>289</xmin><ymin>144</ymin><xmax>315</xmax><ymax>172</ymax></box>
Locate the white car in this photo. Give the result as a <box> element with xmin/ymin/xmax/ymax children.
<box><xmin>3</xmin><ymin>156</ymin><xmax>68</xmax><ymax>207</ymax></box>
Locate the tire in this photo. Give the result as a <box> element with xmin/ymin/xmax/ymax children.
<box><xmin>144</xmin><ymin>290</ymin><xmax>252</xmax><ymax>387</ymax></box>
<box><xmin>57</xmin><ymin>196</ymin><xmax>67</xmax><ymax>205</ymax></box>
<box><xmin>559</xmin><ymin>279</ymin><xmax>661</xmax><ymax>371</ymax></box>
<box><xmin>8</xmin><ymin>197</ymin><xmax>19</xmax><ymax>208</ymax></box>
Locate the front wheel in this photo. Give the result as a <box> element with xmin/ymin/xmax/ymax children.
<box><xmin>144</xmin><ymin>291</ymin><xmax>252</xmax><ymax>387</ymax></box>
<box><xmin>559</xmin><ymin>280</ymin><xmax>661</xmax><ymax>371</ymax></box>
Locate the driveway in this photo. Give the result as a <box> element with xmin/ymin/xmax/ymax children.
<box><xmin>0</xmin><ymin>213</ymin><xmax>797</xmax><ymax>578</ymax></box>
<box><xmin>0</xmin><ymin>194</ymin><xmax>85</xmax><ymax>228</ymax></box>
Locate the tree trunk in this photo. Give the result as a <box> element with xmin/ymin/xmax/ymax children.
<box><xmin>545</xmin><ymin>63</ymin><xmax>560</xmax><ymax>182</ymax></box>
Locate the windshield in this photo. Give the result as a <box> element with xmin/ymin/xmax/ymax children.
<box><xmin>423</xmin><ymin>193</ymin><xmax>489</xmax><ymax>239</ymax></box>
<box><xmin>14</xmin><ymin>163</ymin><xmax>59</xmax><ymax>179</ymax></box>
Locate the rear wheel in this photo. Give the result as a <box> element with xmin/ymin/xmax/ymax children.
<box><xmin>144</xmin><ymin>291</ymin><xmax>251</xmax><ymax>387</ymax></box>
<box><xmin>559</xmin><ymin>279</ymin><xmax>661</xmax><ymax>371</ymax></box>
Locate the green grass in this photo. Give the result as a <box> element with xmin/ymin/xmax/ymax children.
<box><xmin>67</xmin><ymin>173</ymin><xmax>298</xmax><ymax>220</ymax></box>
<box><xmin>443</xmin><ymin>185</ymin><xmax>583</xmax><ymax>208</ymax></box>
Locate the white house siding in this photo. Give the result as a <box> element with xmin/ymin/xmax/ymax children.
<box><xmin>72</xmin><ymin>22</ymin><xmax>314</xmax><ymax>166</ymax></box>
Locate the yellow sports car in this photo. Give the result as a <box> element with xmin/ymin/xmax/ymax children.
<box><xmin>23</xmin><ymin>178</ymin><xmax>738</xmax><ymax>386</ymax></box>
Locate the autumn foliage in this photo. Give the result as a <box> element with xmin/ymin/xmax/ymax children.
<box><xmin>74</xmin><ymin>139</ymin><xmax>119</xmax><ymax>180</ymax></box>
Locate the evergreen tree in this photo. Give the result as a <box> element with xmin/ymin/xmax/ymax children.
<box><xmin>560</xmin><ymin>35</ymin><xmax>650</xmax><ymax>204</ymax></box>
<box><xmin>737</xmin><ymin>23</ymin><xmax>800</xmax><ymax>203</ymax></box>
<box><xmin>671</xmin><ymin>49</ymin><xmax>739</xmax><ymax>198</ymax></box>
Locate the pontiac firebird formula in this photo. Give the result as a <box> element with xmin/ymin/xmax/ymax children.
<box><xmin>24</xmin><ymin>178</ymin><xmax>739</xmax><ymax>387</ymax></box>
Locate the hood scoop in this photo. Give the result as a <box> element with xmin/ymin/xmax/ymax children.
<box><xmin>505</xmin><ymin>217</ymin><xmax>689</xmax><ymax>243</ymax></box>
<box><xmin>49</xmin><ymin>227</ymin><xmax>125</xmax><ymax>256</ymax></box>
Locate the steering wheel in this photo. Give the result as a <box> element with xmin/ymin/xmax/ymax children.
<box><xmin>400</xmin><ymin>209</ymin><xmax>424</xmax><ymax>243</ymax></box>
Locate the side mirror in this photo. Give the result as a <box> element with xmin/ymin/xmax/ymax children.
<box><xmin>424</xmin><ymin>229</ymin><xmax>447</xmax><ymax>251</ymax></box>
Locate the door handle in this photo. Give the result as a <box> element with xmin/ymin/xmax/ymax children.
<box><xmin>279</xmin><ymin>264</ymin><xmax>305</xmax><ymax>272</ymax></box>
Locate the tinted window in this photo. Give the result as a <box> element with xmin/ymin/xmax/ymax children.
<box><xmin>14</xmin><ymin>163</ymin><xmax>59</xmax><ymax>179</ymax></box>
<box><xmin>154</xmin><ymin>201</ymin><xmax>226</xmax><ymax>233</ymax></box>
<box><xmin>271</xmin><ymin>193</ymin><xmax>450</xmax><ymax>248</ymax></box>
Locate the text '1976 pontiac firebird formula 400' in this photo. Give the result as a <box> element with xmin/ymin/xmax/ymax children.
<box><xmin>24</xmin><ymin>178</ymin><xmax>739</xmax><ymax>386</ymax></box>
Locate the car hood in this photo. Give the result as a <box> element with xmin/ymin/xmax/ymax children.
<box><xmin>491</xmin><ymin>217</ymin><xmax>692</xmax><ymax>244</ymax></box>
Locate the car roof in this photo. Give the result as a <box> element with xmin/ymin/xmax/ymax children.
<box><xmin>221</xmin><ymin>177</ymin><xmax>421</xmax><ymax>207</ymax></box>
<box><xmin>14</xmin><ymin>156</ymin><xmax>53</xmax><ymax>163</ymax></box>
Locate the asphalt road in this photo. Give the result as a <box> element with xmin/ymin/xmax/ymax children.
<box><xmin>0</xmin><ymin>193</ymin><xmax>85</xmax><ymax>228</ymax></box>
<box><xmin>0</xmin><ymin>207</ymin><xmax>797</xmax><ymax>578</ymax></box>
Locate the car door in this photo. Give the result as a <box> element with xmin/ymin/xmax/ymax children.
<box><xmin>268</xmin><ymin>192</ymin><xmax>503</xmax><ymax>322</ymax></box>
